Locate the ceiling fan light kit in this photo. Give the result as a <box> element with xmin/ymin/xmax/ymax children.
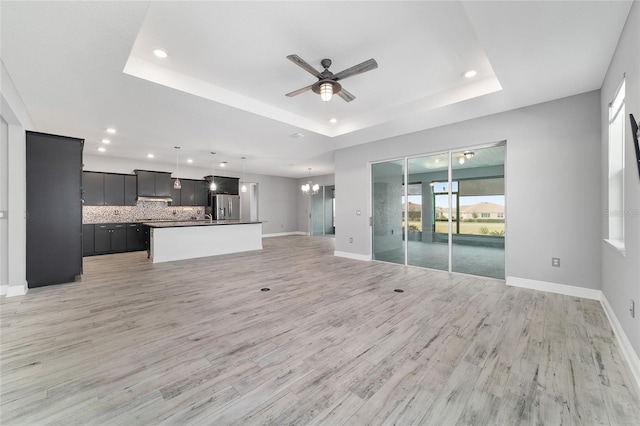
<box><xmin>286</xmin><ymin>54</ymin><xmax>377</xmax><ymax>102</ymax></box>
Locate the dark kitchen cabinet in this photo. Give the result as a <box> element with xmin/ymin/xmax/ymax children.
<box><xmin>180</xmin><ymin>179</ymin><xmax>195</xmax><ymax>206</ymax></box>
<box><xmin>83</xmin><ymin>224</ymin><xmax>95</xmax><ymax>256</ymax></box>
<box><xmin>205</xmin><ymin>175</ymin><xmax>240</xmax><ymax>196</ymax></box>
<box><xmin>124</xmin><ymin>175</ymin><xmax>137</xmax><ymax>206</ymax></box>
<box><xmin>171</xmin><ymin>179</ymin><xmax>182</xmax><ymax>206</ymax></box>
<box><xmin>104</xmin><ymin>174</ymin><xmax>124</xmax><ymax>206</ymax></box>
<box><xmin>83</xmin><ymin>172</ymin><xmax>104</xmax><ymax>205</ymax></box>
<box><xmin>135</xmin><ymin>170</ymin><xmax>172</xmax><ymax>197</ymax></box>
<box><xmin>26</xmin><ymin>131</ymin><xmax>83</xmax><ymax>288</ymax></box>
<box><xmin>94</xmin><ymin>223</ymin><xmax>126</xmax><ymax>253</ymax></box>
<box><xmin>83</xmin><ymin>172</ymin><xmax>132</xmax><ymax>206</ymax></box>
<box><xmin>194</xmin><ymin>180</ymin><xmax>208</xmax><ymax>206</ymax></box>
<box><xmin>126</xmin><ymin>223</ymin><xmax>144</xmax><ymax>250</ymax></box>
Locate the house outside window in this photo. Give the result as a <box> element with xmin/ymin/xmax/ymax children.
<box><xmin>606</xmin><ymin>78</ymin><xmax>625</xmax><ymax>254</ymax></box>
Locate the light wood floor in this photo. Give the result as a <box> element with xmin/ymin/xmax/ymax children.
<box><xmin>1</xmin><ymin>236</ymin><xmax>639</xmax><ymax>425</ymax></box>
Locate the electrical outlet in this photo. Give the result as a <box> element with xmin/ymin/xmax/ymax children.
<box><xmin>631</xmin><ymin>300</ymin><xmax>635</xmax><ymax>318</ymax></box>
<box><xmin>552</xmin><ymin>257</ymin><xmax>560</xmax><ymax>267</ymax></box>
<box><xmin>349</xmin><ymin>237</ymin><xmax>353</xmax><ymax>243</ymax></box>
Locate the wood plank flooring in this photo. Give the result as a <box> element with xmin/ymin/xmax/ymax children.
<box><xmin>1</xmin><ymin>236</ymin><xmax>639</xmax><ymax>425</ymax></box>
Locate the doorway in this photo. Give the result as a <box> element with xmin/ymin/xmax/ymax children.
<box><xmin>310</xmin><ymin>185</ymin><xmax>335</xmax><ymax>237</ymax></box>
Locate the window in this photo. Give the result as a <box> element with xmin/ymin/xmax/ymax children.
<box><xmin>497</xmin><ymin>212</ymin><xmax>504</xmax><ymax>218</ymax></box>
<box><xmin>607</xmin><ymin>78</ymin><xmax>625</xmax><ymax>253</ymax></box>
<box><xmin>481</xmin><ymin>213</ymin><xmax>490</xmax><ymax>218</ymax></box>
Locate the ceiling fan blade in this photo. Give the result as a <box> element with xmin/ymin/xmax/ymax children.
<box><xmin>285</xmin><ymin>84</ymin><xmax>314</xmax><ymax>97</ymax></box>
<box><xmin>337</xmin><ymin>87</ymin><xmax>355</xmax><ymax>102</ymax></box>
<box><xmin>287</xmin><ymin>54</ymin><xmax>323</xmax><ymax>79</ymax></box>
<box><xmin>333</xmin><ymin>58</ymin><xmax>378</xmax><ymax>81</ymax></box>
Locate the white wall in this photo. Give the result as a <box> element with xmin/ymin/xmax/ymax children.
<box><xmin>1</xmin><ymin>59</ymin><xmax>33</xmax><ymax>296</ymax></box>
<box><xmin>83</xmin><ymin>155</ymin><xmax>300</xmax><ymax>235</ymax></box>
<box><xmin>600</xmin><ymin>2</ymin><xmax>640</xmax><ymax>359</ymax></box>
<box><xmin>335</xmin><ymin>90</ymin><xmax>602</xmax><ymax>291</ymax></box>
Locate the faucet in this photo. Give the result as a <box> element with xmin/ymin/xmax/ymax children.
<box><xmin>204</xmin><ymin>213</ymin><xmax>213</xmax><ymax>223</ymax></box>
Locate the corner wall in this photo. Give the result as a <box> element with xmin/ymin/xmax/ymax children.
<box><xmin>335</xmin><ymin>90</ymin><xmax>602</xmax><ymax>291</ymax></box>
<box><xmin>600</xmin><ymin>1</ymin><xmax>640</xmax><ymax>365</ymax></box>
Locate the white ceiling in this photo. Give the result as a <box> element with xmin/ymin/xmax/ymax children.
<box><xmin>1</xmin><ymin>1</ymin><xmax>632</xmax><ymax>178</ymax></box>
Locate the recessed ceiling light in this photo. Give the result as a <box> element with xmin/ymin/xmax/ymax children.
<box><xmin>187</xmin><ymin>159</ymin><xmax>193</xmax><ymax>163</ymax></box>
<box><xmin>101</xmin><ymin>139</ymin><xmax>110</xmax><ymax>144</ymax></box>
<box><xmin>153</xmin><ymin>49</ymin><xmax>168</xmax><ymax>58</ymax></box>
<box><xmin>464</xmin><ymin>70</ymin><xmax>477</xmax><ymax>78</ymax></box>
<box><xmin>290</xmin><ymin>132</ymin><xmax>304</xmax><ymax>138</ymax></box>
<box><xmin>106</xmin><ymin>128</ymin><xmax>116</xmax><ymax>134</ymax></box>
<box><xmin>98</xmin><ymin>147</ymin><xmax>106</xmax><ymax>152</ymax></box>
<box><xmin>147</xmin><ymin>154</ymin><xmax>154</xmax><ymax>158</ymax></box>
<box><xmin>329</xmin><ymin>118</ymin><xmax>337</xmax><ymax>124</ymax></box>
<box><xmin>219</xmin><ymin>162</ymin><xmax>227</xmax><ymax>167</ymax></box>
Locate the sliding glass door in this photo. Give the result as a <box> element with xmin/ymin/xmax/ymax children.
<box><xmin>406</xmin><ymin>153</ymin><xmax>449</xmax><ymax>271</ymax></box>
<box><xmin>451</xmin><ymin>146</ymin><xmax>505</xmax><ymax>278</ymax></box>
<box><xmin>371</xmin><ymin>143</ymin><xmax>505</xmax><ymax>279</ymax></box>
<box><xmin>372</xmin><ymin>160</ymin><xmax>405</xmax><ymax>264</ymax></box>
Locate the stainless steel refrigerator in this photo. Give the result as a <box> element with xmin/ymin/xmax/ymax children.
<box><xmin>210</xmin><ymin>194</ymin><xmax>240</xmax><ymax>220</ymax></box>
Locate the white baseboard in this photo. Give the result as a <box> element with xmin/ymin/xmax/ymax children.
<box><xmin>506</xmin><ymin>276</ymin><xmax>601</xmax><ymax>300</ymax></box>
<box><xmin>600</xmin><ymin>293</ymin><xmax>640</xmax><ymax>393</ymax></box>
<box><xmin>334</xmin><ymin>251</ymin><xmax>371</xmax><ymax>261</ymax></box>
<box><xmin>6</xmin><ymin>284</ymin><xmax>27</xmax><ymax>297</ymax></box>
<box><xmin>0</xmin><ymin>285</ymin><xmax>7</xmax><ymax>296</ymax></box>
<box><xmin>507</xmin><ymin>276</ymin><xmax>640</xmax><ymax>392</ymax></box>
<box><xmin>262</xmin><ymin>232</ymin><xmax>306</xmax><ymax>238</ymax></box>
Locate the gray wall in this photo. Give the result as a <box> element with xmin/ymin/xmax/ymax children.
<box><xmin>83</xmin><ymin>155</ymin><xmax>300</xmax><ymax>235</ymax></box>
<box><xmin>600</xmin><ymin>2</ymin><xmax>640</xmax><ymax>357</ymax></box>
<box><xmin>335</xmin><ymin>90</ymin><xmax>602</xmax><ymax>291</ymax></box>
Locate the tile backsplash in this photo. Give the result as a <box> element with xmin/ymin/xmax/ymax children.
<box><xmin>83</xmin><ymin>201</ymin><xmax>205</xmax><ymax>224</ymax></box>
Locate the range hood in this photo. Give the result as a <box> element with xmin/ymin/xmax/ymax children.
<box><xmin>136</xmin><ymin>195</ymin><xmax>172</xmax><ymax>203</ymax></box>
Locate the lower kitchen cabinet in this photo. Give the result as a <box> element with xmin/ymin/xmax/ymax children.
<box><xmin>87</xmin><ymin>223</ymin><xmax>145</xmax><ymax>256</ymax></box>
<box><xmin>126</xmin><ymin>223</ymin><xmax>145</xmax><ymax>251</ymax></box>
<box><xmin>82</xmin><ymin>224</ymin><xmax>95</xmax><ymax>256</ymax></box>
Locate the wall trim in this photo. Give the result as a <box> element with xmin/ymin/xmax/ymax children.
<box><xmin>262</xmin><ymin>231</ymin><xmax>306</xmax><ymax>238</ymax></box>
<box><xmin>334</xmin><ymin>251</ymin><xmax>371</xmax><ymax>261</ymax></box>
<box><xmin>507</xmin><ymin>276</ymin><xmax>640</xmax><ymax>392</ymax></box>
<box><xmin>600</xmin><ymin>293</ymin><xmax>640</xmax><ymax>393</ymax></box>
<box><xmin>0</xmin><ymin>285</ymin><xmax>7</xmax><ymax>296</ymax></box>
<box><xmin>506</xmin><ymin>276</ymin><xmax>601</xmax><ymax>300</ymax></box>
<box><xmin>6</xmin><ymin>284</ymin><xmax>27</xmax><ymax>297</ymax></box>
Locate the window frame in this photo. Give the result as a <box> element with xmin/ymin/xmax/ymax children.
<box><xmin>605</xmin><ymin>77</ymin><xmax>626</xmax><ymax>256</ymax></box>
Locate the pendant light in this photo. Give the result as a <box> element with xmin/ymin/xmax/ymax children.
<box><xmin>210</xmin><ymin>152</ymin><xmax>217</xmax><ymax>191</ymax></box>
<box><xmin>241</xmin><ymin>156</ymin><xmax>247</xmax><ymax>193</ymax></box>
<box><xmin>173</xmin><ymin>146</ymin><xmax>182</xmax><ymax>189</ymax></box>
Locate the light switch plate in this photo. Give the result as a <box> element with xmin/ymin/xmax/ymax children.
<box><xmin>0</xmin><ymin>210</ymin><xmax>6</xmax><ymax>219</ymax></box>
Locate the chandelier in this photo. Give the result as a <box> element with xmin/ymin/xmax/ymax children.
<box><xmin>301</xmin><ymin>168</ymin><xmax>319</xmax><ymax>195</ymax></box>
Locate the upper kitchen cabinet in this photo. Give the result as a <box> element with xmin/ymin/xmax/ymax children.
<box><xmin>135</xmin><ymin>170</ymin><xmax>172</xmax><ymax>199</ymax></box>
<box><xmin>104</xmin><ymin>174</ymin><xmax>124</xmax><ymax>205</ymax></box>
<box><xmin>171</xmin><ymin>179</ymin><xmax>182</xmax><ymax>206</ymax></box>
<box><xmin>194</xmin><ymin>180</ymin><xmax>209</xmax><ymax>206</ymax></box>
<box><xmin>83</xmin><ymin>172</ymin><xmax>136</xmax><ymax>206</ymax></box>
<box><xmin>26</xmin><ymin>131</ymin><xmax>83</xmax><ymax>288</ymax></box>
<box><xmin>83</xmin><ymin>171</ymin><xmax>105</xmax><ymax>205</ymax></box>
<box><xmin>124</xmin><ymin>175</ymin><xmax>137</xmax><ymax>206</ymax></box>
<box><xmin>179</xmin><ymin>179</ymin><xmax>195</xmax><ymax>206</ymax></box>
<box><xmin>205</xmin><ymin>175</ymin><xmax>239</xmax><ymax>195</ymax></box>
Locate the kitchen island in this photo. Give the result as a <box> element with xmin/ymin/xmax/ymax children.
<box><xmin>144</xmin><ymin>220</ymin><xmax>262</xmax><ymax>263</ymax></box>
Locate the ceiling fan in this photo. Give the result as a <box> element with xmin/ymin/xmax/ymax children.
<box><xmin>285</xmin><ymin>54</ymin><xmax>378</xmax><ymax>102</ymax></box>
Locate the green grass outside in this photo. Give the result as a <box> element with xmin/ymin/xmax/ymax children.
<box><xmin>404</xmin><ymin>220</ymin><xmax>505</xmax><ymax>236</ymax></box>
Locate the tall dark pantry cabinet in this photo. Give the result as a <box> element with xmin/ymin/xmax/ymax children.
<box><xmin>26</xmin><ymin>131</ymin><xmax>83</xmax><ymax>288</ymax></box>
